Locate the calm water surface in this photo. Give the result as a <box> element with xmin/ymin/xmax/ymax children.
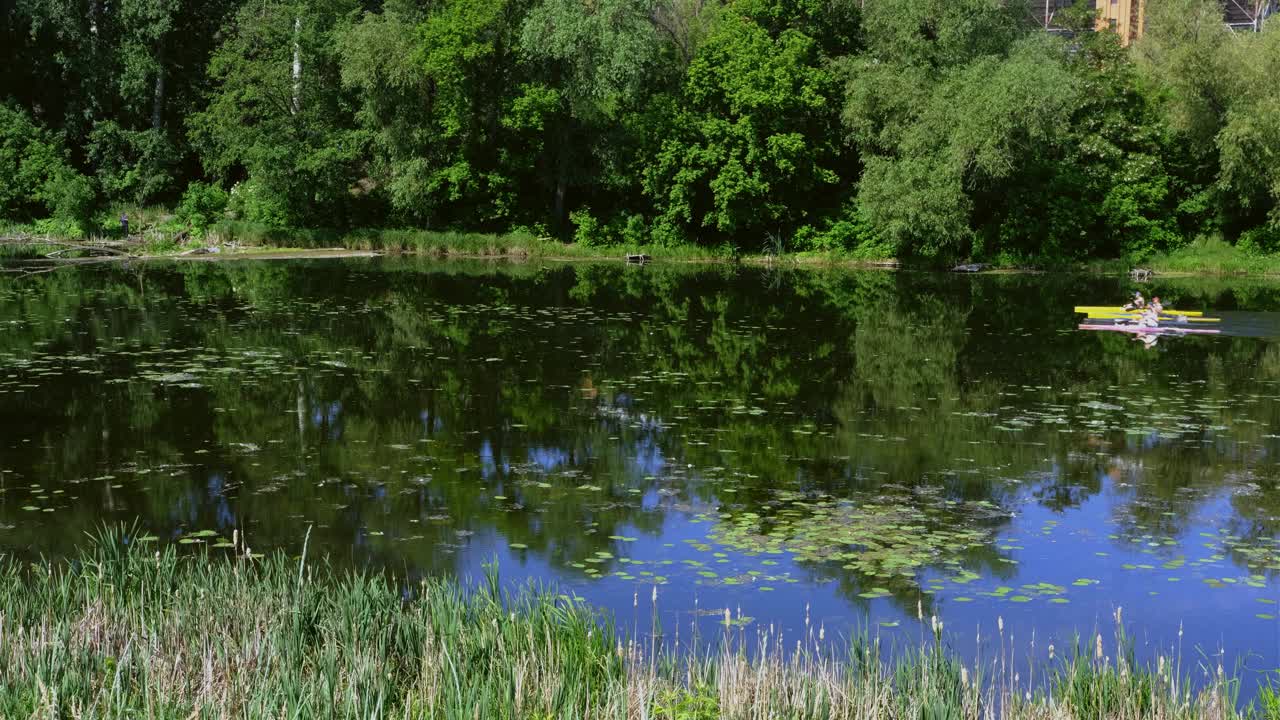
<box><xmin>4</xmin><ymin>258</ymin><xmax>1280</xmax><ymax>689</ymax></box>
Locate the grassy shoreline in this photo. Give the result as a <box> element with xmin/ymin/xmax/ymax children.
<box><xmin>0</xmin><ymin>530</ymin><xmax>1266</xmax><ymax>719</ymax></box>
<box><xmin>7</xmin><ymin>220</ymin><xmax>1280</xmax><ymax>276</ymax></box>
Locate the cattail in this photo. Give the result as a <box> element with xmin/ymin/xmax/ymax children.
<box><xmin>961</xmin><ymin>665</ymin><xmax>969</xmax><ymax>687</ymax></box>
<box><xmin>1095</xmin><ymin>633</ymin><xmax>1104</xmax><ymax>660</ymax></box>
<box><xmin>998</xmin><ymin>616</ymin><xmax>1004</xmax><ymax>633</ymax></box>
<box><xmin>634</xmin><ymin>591</ymin><xmax>638</xmax><ymax>608</ymax></box>
<box><xmin>932</xmin><ymin>615</ymin><xmax>939</xmax><ymax>635</ymax></box>
<box><xmin>1115</xmin><ymin>606</ymin><xmax>1123</xmax><ymax>625</ymax></box>
<box><xmin>1048</xmin><ymin>643</ymin><xmax>1055</xmax><ymax>660</ymax></box>
<box><xmin>819</xmin><ymin>624</ymin><xmax>825</xmax><ymax>642</ymax></box>
<box><xmin>918</xmin><ymin>599</ymin><xmax>924</xmax><ymax>621</ymax></box>
<box><xmin>725</xmin><ymin>608</ymin><xmax>731</xmax><ymax>626</ymax></box>
<box><xmin>652</xmin><ymin>585</ymin><xmax>657</xmax><ymax>604</ymax></box>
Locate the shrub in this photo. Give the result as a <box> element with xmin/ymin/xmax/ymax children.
<box><xmin>0</xmin><ymin>105</ymin><xmax>96</xmax><ymax>224</ymax></box>
<box><xmin>570</xmin><ymin>207</ymin><xmax>606</xmax><ymax>246</ymax></box>
<box><xmin>177</xmin><ymin>182</ymin><xmax>230</xmax><ymax>238</ymax></box>
<box><xmin>1237</xmin><ymin>225</ymin><xmax>1280</xmax><ymax>256</ymax></box>
<box><xmin>226</xmin><ymin>179</ymin><xmax>290</xmax><ymax>229</ymax></box>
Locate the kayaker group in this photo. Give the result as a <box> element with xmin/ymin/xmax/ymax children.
<box><xmin>1123</xmin><ymin>291</ymin><xmax>1163</xmax><ymax>327</ymax></box>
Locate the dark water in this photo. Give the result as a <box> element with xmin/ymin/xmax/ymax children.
<box><xmin>4</xmin><ymin>258</ymin><xmax>1280</xmax><ymax>689</ymax></box>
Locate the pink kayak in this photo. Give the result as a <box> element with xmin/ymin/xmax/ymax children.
<box><xmin>1078</xmin><ymin>322</ymin><xmax>1220</xmax><ymax>335</ymax></box>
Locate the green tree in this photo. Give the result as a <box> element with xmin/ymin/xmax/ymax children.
<box><xmin>519</xmin><ymin>0</ymin><xmax>665</xmax><ymax>228</ymax></box>
<box><xmin>1214</xmin><ymin>25</ymin><xmax>1280</xmax><ymax>233</ymax></box>
<box><xmin>642</xmin><ymin>10</ymin><xmax>846</xmax><ymax>246</ymax></box>
<box><xmin>192</xmin><ymin>0</ymin><xmax>368</xmax><ymax>228</ymax></box>
<box><xmin>844</xmin><ymin>33</ymin><xmax>1080</xmax><ymax>259</ymax></box>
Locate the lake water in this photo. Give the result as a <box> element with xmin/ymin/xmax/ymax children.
<box><xmin>3</xmin><ymin>258</ymin><xmax>1280</xmax><ymax>692</ymax></box>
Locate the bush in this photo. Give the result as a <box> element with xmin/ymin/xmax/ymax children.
<box><xmin>32</xmin><ymin>216</ymin><xmax>86</xmax><ymax>239</ymax></box>
<box><xmin>1237</xmin><ymin>225</ymin><xmax>1280</xmax><ymax>256</ymax></box>
<box><xmin>177</xmin><ymin>182</ymin><xmax>230</xmax><ymax>238</ymax></box>
<box><xmin>226</xmin><ymin>179</ymin><xmax>290</xmax><ymax>229</ymax></box>
<box><xmin>0</xmin><ymin>104</ymin><xmax>96</xmax><ymax>223</ymax></box>
<box><xmin>570</xmin><ymin>207</ymin><xmax>606</xmax><ymax>246</ymax></box>
<box><xmin>794</xmin><ymin>206</ymin><xmax>896</xmax><ymax>257</ymax></box>
<box><xmin>42</xmin><ymin>171</ymin><xmax>95</xmax><ymax>226</ymax></box>
<box><xmin>619</xmin><ymin>213</ymin><xmax>648</xmax><ymax>246</ymax></box>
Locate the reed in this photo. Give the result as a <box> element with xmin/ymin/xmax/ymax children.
<box><xmin>0</xmin><ymin>529</ymin><xmax>1269</xmax><ymax>719</ymax></box>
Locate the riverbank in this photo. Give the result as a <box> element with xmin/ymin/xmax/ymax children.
<box><xmin>6</xmin><ymin>221</ymin><xmax>1280</xmax><ymax>275</ymax></box>
<box><xmin>0</xmin><ymin>530</ymin><xmax>1261</xmax><ymax>719</ymax></box>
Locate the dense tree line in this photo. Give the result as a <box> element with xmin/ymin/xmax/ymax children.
<box><xmin>1</xmin><ymin>0</ymin><xmax>1277</xmax><ymax>261</ymax></box>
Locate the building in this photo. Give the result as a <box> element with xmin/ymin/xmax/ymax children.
<box><xmin>1095</xmin><ymin>0</ymin><xmax>1146</xmax><ymax>46</ymax></box>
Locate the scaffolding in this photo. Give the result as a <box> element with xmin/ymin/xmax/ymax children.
<box><xmin>1223</xmin><ymin>0</ymin><xmax>1278</xmax><ymax>32</ymax></box>
<box><xmin>1026</xmin><ymin>0</ymin><xmax>1276</xmax><ymax>40</ymax></box>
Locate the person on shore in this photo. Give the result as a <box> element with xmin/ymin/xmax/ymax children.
<box><xmin>120</xmin><ymin>213</ymin><xmax>129</xmax><ymax>237</ymax></box>
<box><xmin>1124</xmin><ymin>291</ymin><xmax>1145</xmax><ymax>311</ymax></box>
<box><xmin>1149</xmin><ymin>296</ymin><xmax>1163</xmax><ymax>315</ymax></box>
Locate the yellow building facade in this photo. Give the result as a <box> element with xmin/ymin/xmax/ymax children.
<box><xmin>1095</xmin><ymin>0</ymin><xmax>1145</xmax><ymax>45</ymax></box>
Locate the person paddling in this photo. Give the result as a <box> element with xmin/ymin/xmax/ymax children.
<box><xmin>1136</xmin><ymin>304</ymin><xmax>1160</xmax><ymax>328</ymax></box>
<box><xmin>1123</xmin><ymin>291</ymin><xmax>1145</xmax><ymax>311</ymax></box>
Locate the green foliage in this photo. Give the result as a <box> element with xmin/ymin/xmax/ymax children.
<box><xmin>87</xmin><ymin>122</ymin><xmax>179</xmax><ymax>205</ymax></box>
<box><xmin>654</xmin><ymin>686</ymin><xmax>720</xmax><ymax>719</ymax></box>
<box><xmin>570</xmin><ymin>207</ymin><xmax>605</xmax><ymax>246</ymax></box>
<box><xmin>0</xmin><ymin>104</ymin><xmax>95</xmax><ymax>225</ymax></box>
<box><xmin>793</xmin><ymin>205</ymin><xmax>892</xmax><ymax>256</ymax></box>
<box><xmin>860</xmin><ymin>0</ymin><xmax>1025</xmax><ymax>68</ymax></box>
<box><xmin>1238</xmin><ymin>226</ymin><xmax>1280</xmax><ymax>257</ymax></box>
<box><xmin>226</xmin><ymin>179</ymin><xmax>291</xmax><ymax>229</ymax></box>
<box><xmin>847</xmin><ymin>33</ymin><xmax>1081</xmax><ymax>259</ymax></box>
<box><xmin>1</xmin><ymin>0</ymin><xmax>1279</xmax><ymax>261</ymax></box>
<box><xmin>176</xmin><ymin>181</ymin><xmax>230</xmax><ymax>237</ymax></box>
<box><xmin>642</xmin><ymin>12</ymin><xmax>844</xmax><ymax>243</ymax></box>
<box><xmin>32</xmin><ymin>216</ymin><xmax>88</xmax><ymax>239</ymax></box>
<box><xmin>191</xmin><ymin>0</ymin><xmax>369</xmax><ymax>228</ymax></box>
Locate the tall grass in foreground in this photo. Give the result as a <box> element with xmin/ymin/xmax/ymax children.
<box><xmin>0</xmin><ymin>530</ymin><xmax>1267</xmax><ymax>719</ymax></box>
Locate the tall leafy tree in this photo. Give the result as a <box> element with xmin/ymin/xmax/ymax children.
<box><xmin>519</xmin><ymin>0</ymin><xmax>665</xmax><ymax>227</ymax></box>
<box><xmin>641</xmin><ymin>2</ymin><xmax>849</xmax><ymax>246</ymax></box>
<box><xmin>192</xmin><ymin>0</ymin><xmax>369</xmax><ymax>228</ymax></box>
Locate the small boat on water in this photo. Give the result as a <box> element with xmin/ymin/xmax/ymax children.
<box><xmin>1082</xmin><ymin>312</ymin><xmax>1220</xmax><ymax>324</ymax></box>
<box><xmin>1078</xmin><ymin>322</ymin><xmax>1220</xmax><ymax>336</ymax></box>
<box><xmin>1073</xmin><ymin>305</ymin><xmax>1203</xmax><ymax>317</ymax></box>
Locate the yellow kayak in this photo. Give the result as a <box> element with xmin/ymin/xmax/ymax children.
<box><xmin>1074</xmin><ymin>305</ymin><xmax>1203</xmax><ymax>317</ymax></box>
<box><xmin>1085</xmin><ymin>312</ymin><xmax>1219</xmax><ymax>323</ymax></box>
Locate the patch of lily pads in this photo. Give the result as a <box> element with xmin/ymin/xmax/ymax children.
<box><xmin>707</xmin><ymin>489</ymin><xmax>1006</xmax><ymax>587</ymax></box>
